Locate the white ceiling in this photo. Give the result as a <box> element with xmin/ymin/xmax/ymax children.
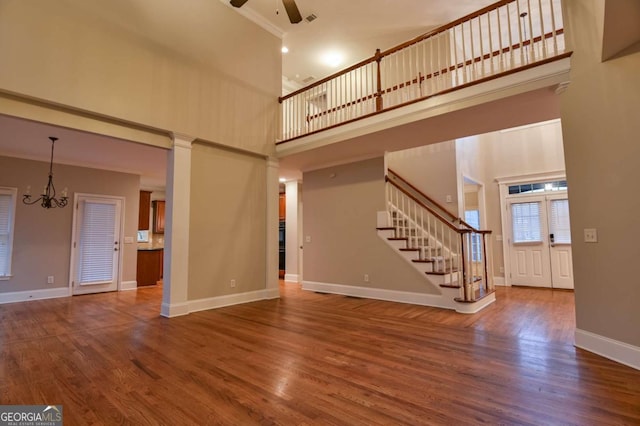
<box><xmin>223</xmin><ymin>0</ymin><xmax>496</xmax><ymax>87</ymax></box>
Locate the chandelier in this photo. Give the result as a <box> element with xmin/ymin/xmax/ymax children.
<box><xmin>23</xmin><ymin>136</ymin><xmax>68</xmax><ymax>209</ymax></box>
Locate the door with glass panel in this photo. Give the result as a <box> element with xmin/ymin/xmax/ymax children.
<box><xmin>507</xmin><ymin>193</ymin><xmax>573</xmax><ymax>289</ymax></box>
<box><xmin>508</xmin><ymin>196</ymin><xmax>551</xmax><ymax>287</ymax></box>
<box><xmin>71</xmin><ymin>195</ymin><xmax>122</xmax><ymax>295</ymax></box>
<box><xmin>546</xmin><ymin>193</ymin><xmax>573</xmax><ymax>289</ymax></box>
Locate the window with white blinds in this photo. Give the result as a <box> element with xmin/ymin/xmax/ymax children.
<box><xmin>549</xmin><ymin>199</ymin><xmax>571</xmax><ymax>243</ymax></box>
<box><xmin>512</xmin><ymin>202</ymin><xmax>542</xmax><ymax>243</ymax></box>
<box><xmin>77</xmin><ymin>201</ymin><xmax>116</xmax><ymax>284</ymax></box>
<box><xmin>464</xmin><ymin>210</ymin><xmax>482</xmax><ymax>261</ymax></box>
<box><xmin>0</xmin><ymin>188</ymin><xmax>17</xmax><ymax>278</ymax></box>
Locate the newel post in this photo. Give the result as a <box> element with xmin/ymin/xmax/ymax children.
<box><xmin>375</xmin><ymin>48</ymin><xmax>384</xmax><ymax>112</ymax></box>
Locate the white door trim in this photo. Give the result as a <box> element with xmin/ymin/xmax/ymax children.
<box><xmin>497</xmin><ymin>172</ymin><xmax>566</xmax><ymax>286</ymax></box>
<box><xmin>68</xmin><ymin>193</ymin><xmax>126</xmax><ymax>294</ymax></box>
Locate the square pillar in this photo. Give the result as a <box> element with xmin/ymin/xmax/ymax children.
<box><xmin>161</xmin><ymin>133</ymin><xmax>194</xmax><ymax>317</ymax></box>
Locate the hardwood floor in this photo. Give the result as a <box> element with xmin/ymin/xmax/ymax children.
<box><xmin>1</xmin><ymin>284</ymin><xmax>639</xmax><ymax>425</ymax></box>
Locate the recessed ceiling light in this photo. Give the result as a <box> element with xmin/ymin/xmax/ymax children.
<box><xmin>321</xmin><ymin>51</ymin><xmax>344</xmax><ymax>68</ymax></box>
<box><xmin>281</xmin><ymin>46</ymin><xmax>289</xmax><ymax>54</ymax></box>
<box><xmin>279</xmin><ymin>178</ymin><xmax>286</xmax><ymax>183</ymax></box>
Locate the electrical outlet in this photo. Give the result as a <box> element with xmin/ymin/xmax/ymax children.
<box><xmin>47</xmin><ymin>276</ymin><xmax>54</xmax><ymax>284</ymax></box>
<box><xmin>584</xmin><ymin>228</ymin><xmax>598</xmax><ymax>243</ymax></box>
<box><xmin>305</xmin><ymin>235</ymin><xmax>312</xmax><ymax>243</ymax></box>
<box><xmin>445</xmin><ymin>195</ymin><xmax>452</xmax><ymax>203</ymax></box>
<box><xmin>230</xmin><ymin>279</ymin><xmax>236</xmax><ymax>288</ymax></box>
<box><xmin>364</xmin><ymin>274</ymin><xmax>369</xmax><ymax>282</ymax></box>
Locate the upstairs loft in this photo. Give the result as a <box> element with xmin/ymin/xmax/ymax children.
<box><xmin>276</xmin><ymin>0</ymin><xmax>572</xmax><ymax>166</ymax></box>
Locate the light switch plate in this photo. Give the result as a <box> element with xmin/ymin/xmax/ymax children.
<box><xmin>584</xmin><ymin>228</ymin><xmax>598</xmax><ymax>243</ymax></box>
<box><xmin>124</xmin><ymin>236</ymin><xmax>134</xmax><ymax>244</ymax></box>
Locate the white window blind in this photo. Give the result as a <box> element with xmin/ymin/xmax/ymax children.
<box><xmin>0</xmin><ymin>189</ymin><xmax>16</xmax><ymax>278</ymax></box>
<box><xmin>512</xmin><ymin>202</ymin><xmax>542</xmax><ymax>243</ymax></box>
<box><xmin>549</xmin><ymin>199</ymin><xmax>571</xmax><ymax>244</ymax></box>
<box><xmin>78</xmin><ymin>201</ymin><xmax>116</xmax><ymax>284</ymax></box>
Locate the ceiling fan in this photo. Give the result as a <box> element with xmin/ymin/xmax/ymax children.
<box><xmin>230</xmin><ymin>0</ymin><xmax>303</xmax><ymax>24</ymax></box>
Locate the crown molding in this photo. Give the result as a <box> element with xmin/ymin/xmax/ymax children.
<box><xmin>218</xmin><ymin>0</ymin><xmax>285</xmax><ymax>39</ymax></box>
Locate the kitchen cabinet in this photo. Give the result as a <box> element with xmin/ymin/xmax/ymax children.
<box><xmin>137</xmin><ymin>248</ymin><xmax>163</xmax><ymax>286</ymax></box>
<box><xmin>279</xmin><ymin>193</ymin><xmax>286</xmax><ymax>221</ymax></box>
<box><xmin>153</xmin><ymin>200</ymin><xmax>165</xmax><ymax>234</ymax></box>
<box><xmin>138</xmin><ymin>191</ymin><xmax>152</xmax><ymax>230</ymax></box>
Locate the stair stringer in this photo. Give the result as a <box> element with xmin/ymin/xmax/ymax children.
<box><xmin>377</xmin><ymin>227</ymin><xmax>459</xmax><ymax>311</ymax></box>
<box><xmin>377</xmin><ymin>212</ymin><xmax>495</xmax><ymax>313</ymax></box>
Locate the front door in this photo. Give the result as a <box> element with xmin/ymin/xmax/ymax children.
<box><xmin>71</xmin><ymin>195</ymin><xmax>122</xmax><ymax>295</ymax></box>
<box><xmin>507</xmin><ymin>192</ymin><xmax>573</xmax><ymax>289</ymax></box>
<box><xmin>546</xmin><ymin>194</ymin><xmax>573</xmax><ymax>289</ymax></box>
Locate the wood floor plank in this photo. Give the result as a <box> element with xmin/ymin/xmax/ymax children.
<box><xmin>1</xmin><ymin>283</ymin><xmax>639</xmax><ymax>425</ymax></box>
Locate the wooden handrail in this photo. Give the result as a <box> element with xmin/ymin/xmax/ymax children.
<box><xmin>302</xmin><ymin>29</ymin><xmax>564</xmax><ymax>124</ymax></box>
<box><xmin>388</xmin><ymin>169</ymin><xmax>457</xmax><ymax>222</ymax></box>
<box><xmin>387</xmin><ymin>169</ymin><xmax>492</xmax><ymax>234</ymax></box>
<box><xmin>378</xmin><ymin>0</ymin><xmax>514</xmax><ymax>58</ymax></box>
<box><xmin>276</xmin><ymin>52</ymin><xmax>571</xmax><ymax>145</ymax></box>
<box><xmin>280</xmin><ymin>0</ymin><xmax>524</xmax><ymax>103</ymax></box>
<box><xmin>387</xmin><ymin>178</ymin><xmax>462</xmax><ymax>233</ymax></box>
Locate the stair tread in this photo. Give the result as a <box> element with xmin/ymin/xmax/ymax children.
<box><xmin>440</xmin><ymin>284</ymin><xmax>462</xmax><ymax>289</ymax></box>
<box><xmin>376</xmin><ymin>227</ymin><xmax>396</xmax><ymax>231</ymax></box>
<box><xmin>412</xmin><ymin>259</ymin><xmax>435</xmax><ymax>263</ymax></box>
<box><xmin>387</xmin><ymin>237</ymin><xmax>407</xmax><ymax>241</ymax></box>
<box><xmin>399</xmin><ymin>248</ymin><xmax>420</xmax><ymax>252</ymax></box>
<box><xmin>427</xmin><ymin>268</ymin><xmax>459</xmax><ymax>275</ymax></box>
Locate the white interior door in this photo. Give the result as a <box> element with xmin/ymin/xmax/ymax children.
<box><xmin>71</xmin><ymin>195</ymin><xmax>122</xmax><ymax>295</ymax></box>
<box><xmin>508</xmin><ymin>196</ymin><xmax>551</xmax><ymax>287</ymax></box>
<box><xmin>547</xmin><ymin>194</ymin><xmax>574</xmax><ymax>289</ymax></box>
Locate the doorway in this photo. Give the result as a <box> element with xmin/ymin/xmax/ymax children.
<box><xmin>70</xmin><ymin>194</ymin><xmax>123</xmax><ymax>295</ymax></box>
<box><xmin>503</xmin><ymin>180</ymin><xmax>573</xmax><ymax>289</ymax></box>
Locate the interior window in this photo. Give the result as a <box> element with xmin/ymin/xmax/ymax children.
<box><xmin>0</xmin><ymin>187</ymin><xmax>17</xmax><ymax>278</ymax></box>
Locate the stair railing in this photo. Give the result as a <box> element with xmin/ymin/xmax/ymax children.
<box><xmin>385</xmin><ymin>174</ymin><xmax>493</xmax><ymax>302</ymax></box>
<box><xmin>279</xmin><ymin>0</ymin><xmax>566</xmax><ymax>142</ymax></box>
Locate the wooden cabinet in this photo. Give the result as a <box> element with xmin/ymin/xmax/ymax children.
<box><xmin>138</xmin><ymin>191</ymin><xmax>152</xmax><ymax>230</ymax></box>
<box><xmin>137</xmin><ymin>249</ymin><xmax>163</xmax><ymax>286</ymax></box>
<box><xmin>153</xmin><ymin>200</ymin><xmax>165</xmax><ymax>234</ymax></box>
<box><xmin>279</xmin><ymin>193</ymin><xmax>286</xmax><ymax>221</ymax></box>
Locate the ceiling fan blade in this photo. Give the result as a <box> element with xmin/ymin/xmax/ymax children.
<box><xmin>230</xmin><ymin>0</ymin><xmax>249</xmax><ymax>8</ymax></box>
<box><xmin>282</xmin><ymin>0</ymin><xmax>302</xmax><ymax>24</ymax></box>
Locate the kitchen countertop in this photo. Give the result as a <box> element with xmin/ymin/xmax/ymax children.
<box><xmin>137</xmin><ymin>242</ymin><xmax>164</xmax><ymax>251</ymax></box>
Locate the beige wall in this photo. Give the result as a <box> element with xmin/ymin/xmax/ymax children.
<box><xmin>0</xmin><ymin>156</ymin><xmax>139</xmax><ymax>293</ymax></box>
<box><xmin>0</xmin><ymin>0</ymin><xmax>280</xmax><ymax>155</ymax></box>
<box><xmin>188</xmin><ymin>144</ymin><xmax>267</xmax><ymax>300</ymax></box>
<box><xmin>303</xmin><ymin>157</ymin><xmax>439</xmax><ymax>294</ymax></box>
<box><xmin>456</xmin><ymin>120</ymin><xmax>566</xmax><ymax>278</ymax></box>
<box><xmin>561</xmin><ymin>0</ymin><xmax>640</xmax><ymax>347</ymax></box>
<box><xmin>387</xmin><ymin>141</ymin><xmax>459</xmax><ymax>213</ymax></box>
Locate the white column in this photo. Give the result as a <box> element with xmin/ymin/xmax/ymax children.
<box><xmin>161</xmin><ymin>133</ymin><xmax>194</xmax><ymax>317</ymax></box>
<box><xmin>285</xmin><ymin>180</ymin><xmax>301</xmax><ymax>283</ymax></box>
<box><xmin>265</xmin><ymin>157</ymin><xmax>280</xmax><ymax>298</ymax></box>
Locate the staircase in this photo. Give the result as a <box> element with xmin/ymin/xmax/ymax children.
<box><xmin>376</xmin><ymin>169</ymin><xmax>495</xmax><ymax>313</ymax></box>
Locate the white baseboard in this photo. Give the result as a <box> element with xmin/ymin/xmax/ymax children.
<box><xmin>0</xmin><ymin>287</ymin><xmax>70</xmax><ymax>304</ymax></box>
<box><xmin>161</xmin><ymin>302</ymin><xmax>190</xmax><ymax>318</ymax></box>
<box><xmin>120</xmin><ymin>281</ymin><xmax>137</xmax><ymax>291</ymax></box>
<box><xmin>302</xmin><ymin>280</ymin><xmax>453</xmax><ymax>310</ymax></box>
<box><xmin>493</xmin><ymin>276</ymin><xmax>506</xmax><ymax>286</ymax></box>
<box><xmin>575</xmin><ymin>328</ymin><xmax>640</xmax><ymax>371</ymax></box>
<box><xmin>284</xmin><ymin>273</ymin><xmax>300</xmax><ymax>283</ymax></box>
<box><xmin>188</xmin><ymin>288</ymin><xmax>280</xmax><ymax>314</ymax></box>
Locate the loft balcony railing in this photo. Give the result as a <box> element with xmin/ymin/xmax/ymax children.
<box><xmin>278</xmin><ymin>0</ymin><xmax>567</xmax><ymax>143</ymax></box>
